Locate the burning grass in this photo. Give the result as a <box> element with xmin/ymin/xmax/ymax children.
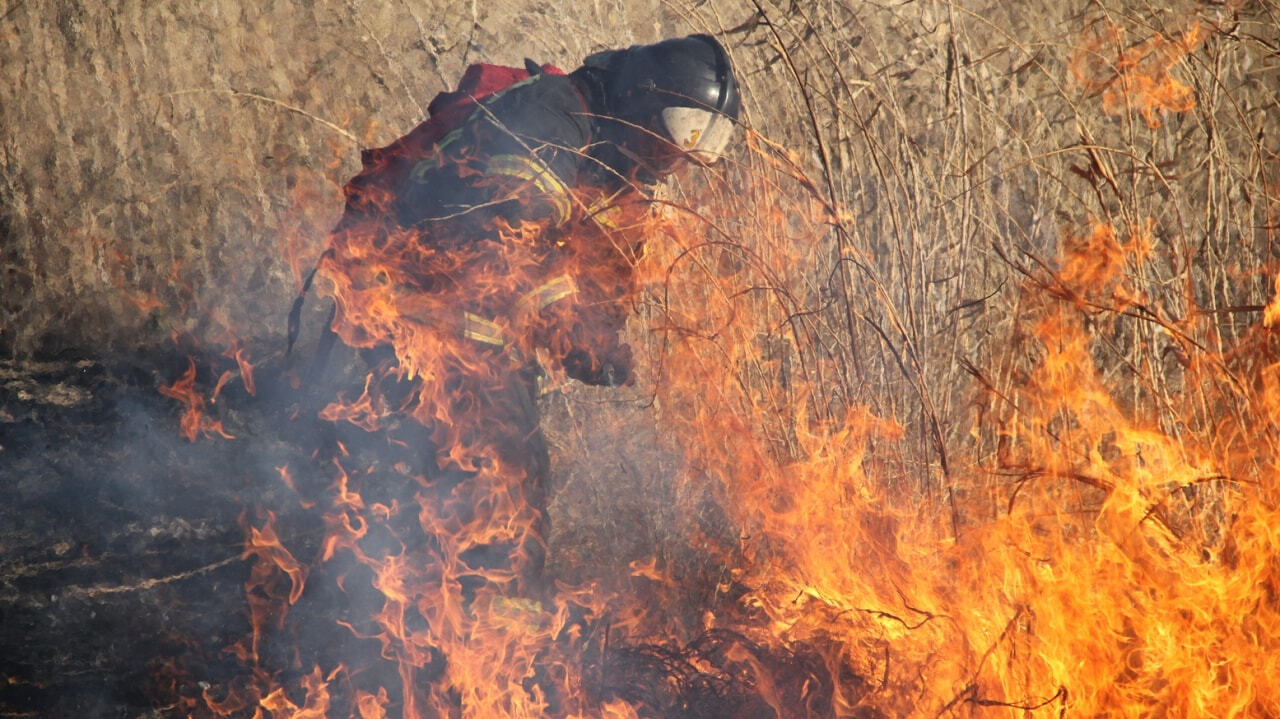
<box><xmin>193</xmin><ymin>142</ymin><xmax>1280</xmax><ymax>716</ymax></box>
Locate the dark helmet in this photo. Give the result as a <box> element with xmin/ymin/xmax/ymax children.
<box><xmin>588</xmin><ymin>34</ymin><xmax>742</xmax><ymax>171</ymax></box>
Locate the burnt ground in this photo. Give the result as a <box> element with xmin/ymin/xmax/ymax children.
<box><xmin>0</xmin><ymin>349</ymin><xmax>304</xmax><ymax>715</ymax></box>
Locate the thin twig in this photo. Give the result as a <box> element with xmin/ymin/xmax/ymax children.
<box><xmin>58</xmin><ymin>555</ymin><xmax>243</xmax><ymax>599</ymax></box>
<box><xmin>160</xmin><ymin>89</ymin><xmax>360</xmax><ymax>145</ymax></box>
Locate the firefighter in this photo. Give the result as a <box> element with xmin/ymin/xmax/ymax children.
<box><xmin>291</xmin><ymin>35</ymin><xmax>742</xmax><ymax>598</ymax></box>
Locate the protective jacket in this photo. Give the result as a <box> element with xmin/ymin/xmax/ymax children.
<box><xmin>308</xmin><ymin>60</ymin><xmax>643</xmax><ymax>387</ymax></box>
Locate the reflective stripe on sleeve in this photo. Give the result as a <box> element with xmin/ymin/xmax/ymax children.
<box><xmin>485</xmin><ymin>154</ymin><xmax>572</xmax><ymax>225</ymax></box>
<box><xmin>461</xmin><ymin>312</ymin><xmax>506</xmax><ymax>347</ymax></box>
<box><xmin>516</xmin><ymin>274</ymin><xmax>576</xmax><ymax>315</ymax></box>
<box><xmin>458</xmin><ymin>274</ymin><xmax>576</xmax><ymax>349</ymax></box>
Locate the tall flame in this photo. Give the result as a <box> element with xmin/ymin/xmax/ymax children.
<box><xmin>639</xmin><ymin>181</ymin><xmax>1280</xmax><ymax>715</ymax></box>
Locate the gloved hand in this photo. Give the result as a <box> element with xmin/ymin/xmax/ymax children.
<box><xmin>562</xmin><ymin>343</ymin><xmax>633</xmax><ymax>387</ymax></box>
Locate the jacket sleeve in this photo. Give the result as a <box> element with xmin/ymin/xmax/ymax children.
<box><xmin>532</xmin><ymin>220</ymin><xmax>641</xmax><ymax>387</ymax></box>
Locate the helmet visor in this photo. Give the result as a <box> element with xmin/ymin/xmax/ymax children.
<box><xmin>660</xmin><ymin>106</ymin><xmax>736</xmax><ymax>163</ymax></box>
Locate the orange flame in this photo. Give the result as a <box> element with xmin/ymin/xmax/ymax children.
<box><xmin>1070</xmin><ymin>18</ymin><xmax>1207</xmax><ymax>128</ymax></box>
<box><xmin>646</xmin><ymin>193</ymin><xmax>1280</xmax><ymax>714</ymax></box>
<box><xmin>159</xmin><ymin>356</ymin><xmax>234</xmax><ymax>441</ymax></box>
<box><xmin>258</xmin><ymin>666</ymin><xmax>336</xmax><ymax>718</ymax></box>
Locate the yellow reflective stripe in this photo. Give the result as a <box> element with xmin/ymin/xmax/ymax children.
<box><xmin>587</xmin><ymin>204</ymin><xmax>621</xmax><ymax>230</ymax></box>
<box><xmin>408</xmin><ymin>126</ymin><xmax>467</xmax><ymax>182</ymax></box>
<box><xmin>410</xmin><ymin>72</ymin><xmax>553</xmax><ymax>185</ymax></box>
<box><xmin>591</xmin><ymin>209</ymin><xmax>618</xmax><ymax>230</ymax></box>
<box><xmin>517</xmin><ymin>274</ymin><xmax>576</xmax><ymax>314</ymax></box>
<box><xmin>457</xmin><ymin>275</ymin><xmax>576</xmax><ymax>349</ymax></box>
<box><xmin>409</xmin><ymin>157</ymin><xmax>438</xmax><ymax>181</ymax></box>
<box><xmin>583</xmin><ymin>188</ymin><xmax>630</xmax><ymax>230</ymax></box>
<box><xmin>461</xmin><ymin>312</ymin><xmax>505</xmax><ymax>347</ymax></box>
<box><xmin>485</xmin><ymin>154</ymin><xmax>572</xmax><ymax>224</ymax></box>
